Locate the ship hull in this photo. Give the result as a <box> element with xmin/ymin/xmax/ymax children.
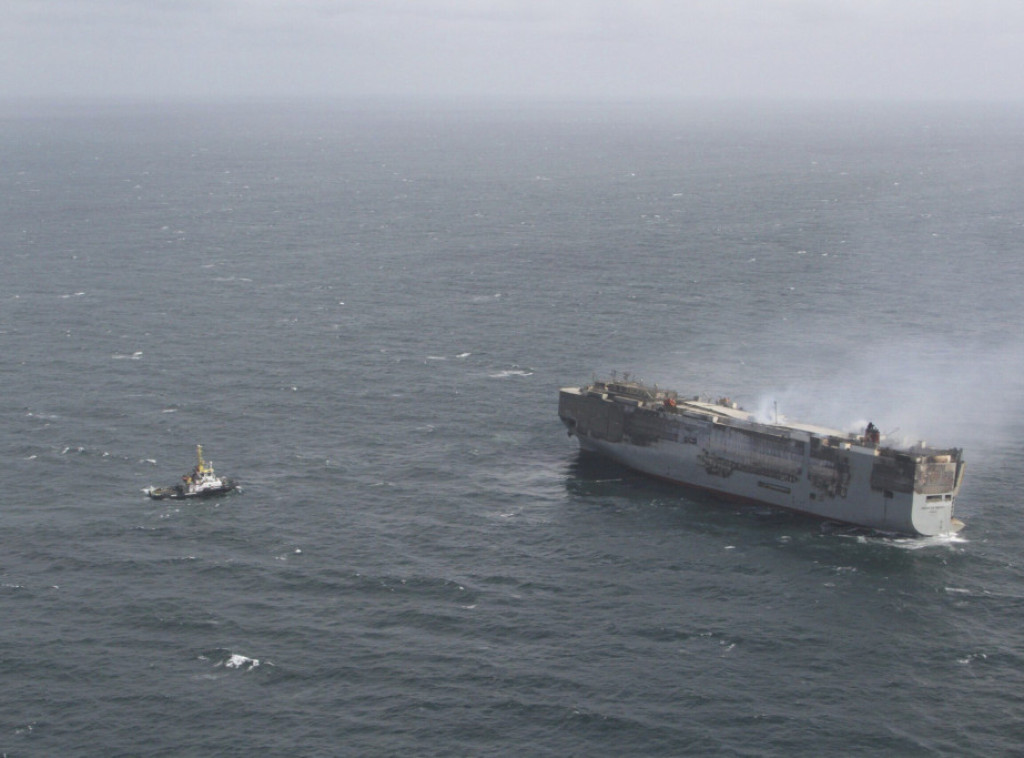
<box><xmin>560</xmin><ymin>382</ymin><xmax>965</xmax><ymax>537</ymax></box>
<box><xmin>145</xmin><ymin>480</ymin><xmax>236</xmax><ymax>500</ymax></box>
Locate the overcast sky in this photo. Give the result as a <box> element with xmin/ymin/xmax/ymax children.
<box><xmin>3</xmin><ymin>0</ymin><xmax>1023</xmax><ymax>102</ymax></box>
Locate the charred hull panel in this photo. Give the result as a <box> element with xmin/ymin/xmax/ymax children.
<box><xmin>560</xmin><ymin>380</ymin><xmax>965</xmax><ymax>536</ymax></box>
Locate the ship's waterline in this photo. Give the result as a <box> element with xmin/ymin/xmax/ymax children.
<box><xmin>559</xmin><ymin>378</ymin><xmax>965</xmax><ymax>536</ymax></box>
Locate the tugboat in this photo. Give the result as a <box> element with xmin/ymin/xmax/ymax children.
<box><xmin>145</xmin><ymin>445</ymin><xmax>237</xmax><ymax>500</ymax></box>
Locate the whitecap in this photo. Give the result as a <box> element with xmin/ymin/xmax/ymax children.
<box><xmin>957</xmin><ymin>652</ymin><xmax>987</xmax><ymax>665</ymax></box>
<box><xmin>223</xmin><ymin>653</ymin><xmax>260</xmax><ymax>670</ymax></box>
<box><xmin>887</xmin><ymin>532</ymin><xmax>968</xmax><ymax>550</ymax></box>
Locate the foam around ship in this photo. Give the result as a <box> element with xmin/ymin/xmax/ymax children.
<box><xmin>145</xmin><ymin>445</ymin><xmax>237</xmax><ymax>500</ymax></box>
<box><xmin>559</xmin><ymin>376</ymin><xmax>965</xmax><ymax>536</ymax></box>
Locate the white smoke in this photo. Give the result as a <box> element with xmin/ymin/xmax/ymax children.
<box><xmin>750</xmin><ymin>338</ymin><xmax>1024</xmax><ymax>455</ymax></box>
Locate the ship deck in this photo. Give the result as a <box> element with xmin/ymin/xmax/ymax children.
<box><xmin>677</xmin><ymin>400</ymin><xmax>855</xmax><ymax>444</ymax></box>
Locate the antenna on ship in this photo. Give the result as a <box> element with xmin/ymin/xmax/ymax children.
<box><xmin>774</xmin><ymin>401</ymin><xmax>778</xmax><ymax>424</ymax></box>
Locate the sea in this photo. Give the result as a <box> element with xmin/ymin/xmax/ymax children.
<box><xmin>2</xmin><ymin>98</ymin><xmax>1024</xmax><ymax>756</ymax></box>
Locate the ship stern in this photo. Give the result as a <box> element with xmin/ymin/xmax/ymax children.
<box><xmin>907</xmin><ymin>450</ymin><xmax>965</xmax><ymax>536</ymax></box>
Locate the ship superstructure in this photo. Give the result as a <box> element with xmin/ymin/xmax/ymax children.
<box><xmin>559</xmin><ymin>377</ymin><xmax>965</xmax><ymax>536</ymax></box>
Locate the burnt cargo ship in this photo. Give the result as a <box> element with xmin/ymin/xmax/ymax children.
<box><xmin>559</xmin><ymin>377</ymin><xmax>966</xmax><ymax>536</ymax></box>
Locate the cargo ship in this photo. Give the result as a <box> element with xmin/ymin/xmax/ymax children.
<box><xmin>559</xmin><ymin>376</ymin><xmax>965</xmax><ymax>536</ymax></box>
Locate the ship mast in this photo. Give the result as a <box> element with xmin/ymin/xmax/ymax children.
<box><xmin>196</xmin><ymin>445</ymin><xmax>212</xmax><ymax>474</ymax></box>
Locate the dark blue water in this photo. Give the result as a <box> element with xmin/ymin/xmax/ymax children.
<box><xmin>3</xmin><ymin>100</ymin><xmax>1024</xmax><ymax>756</ymax></box>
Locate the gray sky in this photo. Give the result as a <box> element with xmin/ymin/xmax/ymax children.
<box><xmin>3</xmin><ymin>0</ymin><xmax>1023</xmax><ymax>102</ymax></box>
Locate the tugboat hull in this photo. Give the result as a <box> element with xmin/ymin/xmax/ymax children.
<box><xmin>145</xmin><ymin>481</ymin><xmax>237</xmax><ymax>500</ymax></box>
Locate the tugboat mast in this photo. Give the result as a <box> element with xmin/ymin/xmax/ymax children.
<box><xmin>196</xmin><ymin>445</ymin><xmax>213</xmax><ymax>475</ymax></box>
